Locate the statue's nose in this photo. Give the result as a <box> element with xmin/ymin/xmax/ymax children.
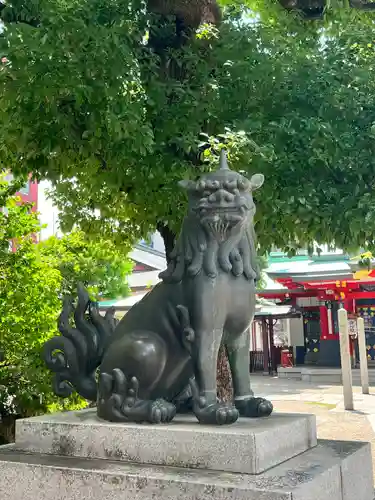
<box><xmin>208</xmin><ymin>189</ymin><xmax>234</xmax><ymax>203</ymax></box>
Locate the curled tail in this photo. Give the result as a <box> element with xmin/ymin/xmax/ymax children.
<box><xmin>43</xmin><ymin>284</ymin><xmax>117</xmax><ymax>401</ymax></box>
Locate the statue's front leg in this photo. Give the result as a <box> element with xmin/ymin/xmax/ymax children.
<box><xmin>226</xmin><ymin>331</ymin><xmax>273</xmax><ymax>418</ymax></box>
<box><xmin>190</xmin><ymin>328</ymin><xmax>238</xmax><ymax>425</ymax></box>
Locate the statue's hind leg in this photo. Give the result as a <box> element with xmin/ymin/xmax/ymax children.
<box><xmin>97</xmin><ymin>331</ymin><xmax>176</xmax><ymax>423</ymax></box>
<box><xmin>97</xmin><ymin>370</ymin><xmax>176</xmax><ymax>423</ymax></box>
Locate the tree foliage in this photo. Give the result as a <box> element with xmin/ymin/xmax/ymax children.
<box><xmin>0</xmin><ymin>179</ymin><xmax>132</xmax><ymax>437</ymax></box>
<box><xmin>0</xmin><ymin>179</ymin><xmax>66</xmax><ymax>428</ymax></box>
<box><xmin>36</xmin><ymin>230</ymin><xmax>133</xmax><ymax>299</ymax></box>
<box><xmin>1</xmin><ymin>1</ymin><xmax>375</xmax><ymax>255</ymax></box>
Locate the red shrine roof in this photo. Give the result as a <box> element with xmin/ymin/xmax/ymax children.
<box><xmin>258</xmin><ymin>258</ymin><xmax>375</xmax><ymax>301</ymax></box>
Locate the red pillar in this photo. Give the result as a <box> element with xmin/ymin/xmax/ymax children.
<box><xmin>319</xmin><ymin>304</ymin><xmax>329</xmax><ymax>341</ymax></box>
<box><xmin>251</xmin><ymin>322</ymin><xmax>257</xmax><ymax>351</ymax></box>
<box><xmin>262</xmin><ymin>318</ymin><xmax>270</xmax><ymax>375</ymax></box>
<box><xmin>344</xmin><ymin>298</ymin><xmax>355</xmax><ymax>314</ymax></box>
<box><xmin>268</xmin><ymin>317</ymin><xmax>276</xmax><ymax>374</ymax></box>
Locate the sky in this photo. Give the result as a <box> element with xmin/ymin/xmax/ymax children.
<box><xmin>36</xmin><ymin>180</ymin><xmax>166</xmax><ymax>252</ymax></box>
<box><xmin>38</xmin><ymin>180</ymin><xmax>61</xmax><ymax>240</ymax></box>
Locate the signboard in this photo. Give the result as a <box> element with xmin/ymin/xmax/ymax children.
<box><xmin>348</xmin><ymin>318</ymin><xmax>358</xmax><ymax>339</ymax></box>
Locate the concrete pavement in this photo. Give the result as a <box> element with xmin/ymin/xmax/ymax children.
<box><xmin>250</xmin><ymin>374</ymin><xmax>375</xmax><ymax>483</ymax></box>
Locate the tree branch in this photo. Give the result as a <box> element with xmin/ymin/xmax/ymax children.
<box><xmin>279</xmin><ymin>0</ymin><xmax>375</xmax><ymax>17</ymax></box>
<box><xmin>349</xmin><ymin>0</ymin><xmax>375</xmax><ymax>9</ymax></box>
<box><xmin>156</xmin><ymin>221</ymin><xmax>176</xmax><ymax>263</ymax></box>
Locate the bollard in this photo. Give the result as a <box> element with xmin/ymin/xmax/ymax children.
<box><xmin>357</xmin><ymin>317</ymin><xmax>369</xmax><ymax>395</ymax></box>
<box><xmin>338</xmin><ymin>308</ymin><xmax>354</xmax><ymax>410</ymax></box>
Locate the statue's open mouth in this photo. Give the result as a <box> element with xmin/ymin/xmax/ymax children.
<box><xmin>199</xmin><ymin>205</ymin><xmax>246</xmax><ymax>219</ymax></box>
<box><xmin>199</xmin><ymin>206</ymin><xmax>247</xmax><ymax>238</ymax></box>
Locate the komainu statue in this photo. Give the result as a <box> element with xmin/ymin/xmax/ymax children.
<box><xmin>43</xmin><ymin>151</ymin><xmax>273</xmax><ymax>425</ymax></box>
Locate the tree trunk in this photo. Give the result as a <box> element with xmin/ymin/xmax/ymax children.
<box><xmin>157</xmin><ymin>222</ymin><xmax>176</xmax><ymax>264</ymax></box>
<box><xmin>217</xmin><ymin>346</ymin><xmax>233</xmax><ymax>402</ymax></box>
<box><xmin>0</xmin><ymin>415</ymin><xmax>16</xmax><ymax>444</ymax></box>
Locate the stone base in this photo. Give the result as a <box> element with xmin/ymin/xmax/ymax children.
<box><xmin>14</xmin><ymin>409</ymin><xmax>317</xmax><ymax>474</ymax></box>
<box><xmin>0</xmin><ymin>409</ymin><xmax>372</xmax><ymax>500</ymax></box>
<box><xmin>277</xmin><ymin>366</ymin><xmax>375</xmax><ymax>385</ymax></box>
<box><xmin>0</xmin><ymin>440</ymin><xmax>372</xmax><ymax>500</ymax></box>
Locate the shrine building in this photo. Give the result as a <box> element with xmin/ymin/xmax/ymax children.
<box><xmin>257</xmin><ymin>250</ymin><xmax>375</xmax><ymax>369</ymax></box>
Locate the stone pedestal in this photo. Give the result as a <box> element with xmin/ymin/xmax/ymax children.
<box><xmin>0</xmin><ymin>409</ymin><xmax>373</xmax><ymax>500</ymax></box>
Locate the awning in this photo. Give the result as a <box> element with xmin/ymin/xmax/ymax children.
<box><xmin>98</xmin><ymin>293</ymin><xmax>300</xmax><ymax>319</ymax></box>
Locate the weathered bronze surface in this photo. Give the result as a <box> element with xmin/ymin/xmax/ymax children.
<box><xmin>43</xmin><ymin>151</ymin><xmax>273</xmax><ymax>425</ymax></box>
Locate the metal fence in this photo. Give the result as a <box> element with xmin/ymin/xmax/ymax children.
<box><xmin>249</xmin><ymin>351</ymin><xmax>264</xmax><ymax>372</ymax></box>
<box><xmin>249</xmin><ymin>347</ymin><xmax>282</xmax><ymax>374</ymax></box>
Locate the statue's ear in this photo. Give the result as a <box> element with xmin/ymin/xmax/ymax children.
<box><xmin>250</xmin><ymin>173</ymin><xmax>264</xmax><ymax>191</ymax></box>
<box><xmin>178</xmin><ymin>179</ymin><xmax>195</xmax><ymax>191</ymax></box>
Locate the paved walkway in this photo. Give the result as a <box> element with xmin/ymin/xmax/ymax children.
<box><xmin>251</xmin><ymin>375</ymin><xmax>375</xmax><ymax>481</ymax></box>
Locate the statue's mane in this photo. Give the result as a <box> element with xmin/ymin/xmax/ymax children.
<box><xmin>160</xmin><ymin>215</ymin><xmax>260</xmax><ymax>283</ymax></box>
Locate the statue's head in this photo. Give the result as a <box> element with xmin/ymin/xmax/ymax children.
<box><xmin>160</xmin><ymin>151</ymin><xmax>264</xmax><ymax>283</ymax></box>
<box><xmin>178</xmin><ymin>150</ymin><xmax>264</xmax><ymax>240</ymax></box>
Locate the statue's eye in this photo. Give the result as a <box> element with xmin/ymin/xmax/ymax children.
<box><xmin>225</xmin><ymin>180</ymin><xmax>238</xmax><ymax>191</ymax></box>
<box><xmin>237</xmin><ymin>178</ymin><xmax>250</xmax><ymax>191</ymax></box>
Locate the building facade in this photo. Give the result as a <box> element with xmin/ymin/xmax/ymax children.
<box><xmin>3</xmin><ymin>173</ymin><xmax>38</xmax><ymax>210</ymax></box>
<box><xmin>259</xmin><ymin>251</ymin><xmax>375</xmax><ymax>368</ymax></box>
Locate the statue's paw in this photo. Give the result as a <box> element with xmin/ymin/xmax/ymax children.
<box><xmin>122</xmin><ymin>378</ymin><xmax>176</xmax><ymax>424</ymax></box>
<box><xmin>188</xmin><ymin>378</ymin><xmax>238</xmax><ymax>425</ymax></box>
<box><xmin>97</xmin><ymin>370</ymin><xmax>128</xmax><ymax>422</ymax></box>
<box><xmin>149</xmin><ymin>399</ymin><xmax>176</xmax><ymax>424</ymax></box>
<box><xmin>235</xmin><ymin>397</ymin><xmax>273</xmax><ymax>418</ymax></box>
<box><xmin>194</xmin><ymin>402</ymin><xmax>239</xmax><ymax>425</ymax></box>
<box><xmin>98</xmin><ymin>373</ymin><xmax>177</xmax><ymax>424</ymax></box>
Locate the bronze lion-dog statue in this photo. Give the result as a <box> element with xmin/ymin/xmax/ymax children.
<box><xmin>44</xmin><ymin>151</ymin><xmax>273</xmax><ymax>425</ymax></box>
